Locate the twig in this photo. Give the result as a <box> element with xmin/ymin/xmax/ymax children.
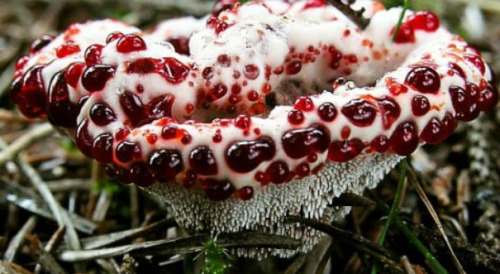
<box><xmin>0</xmin><ymin>123</ymin><xmax>54</xmax><ymax>166</ymax></box>
<box><xmin>59</xmin><ymin>232</ymin><xmax>301</xmax><ymax>262</ymax></box>
<box><xmin>130</xmin><ymin>185</ymin><xmax>140</xmax><ymax>228</ymax></box>
<box><xmin>400</xmin><ymin>256</ymin><xmax>416</xmax><ymax>274</ymax></box>
<box><xmin>92</xmin><ymin>191</ymin><xmax>112</xmax><ymax>222</ymax></box>
<box><xmin>17</xmin><ymin>154</ymin><xmax>82</xmax><ymax>252</ymax></box>
<box><xmin>284</xmin><ymin>254</ymin><xmax>307</xmax><ymax>274</ymax></box>
<box><xmin>26</xmin><ymin>234</ymin><xmax>67</xmax><ymax>274</ymax></box>
<box><xmin>81</xmin><ymin>218</ymin><xmax>176</xmax><ymax>250</ymax></box>
<box><xmin>285</xmin><ymin>216</ymin><xmax>404</xmax><ymax>273</ymax></box>
<box><xmin>375</xmin><ymin>202</ymin><xmax>449</xmax><ymax>274</ymax></box>
<box><xmin>34</xmin><ymin>226</ymin><xmax>66</xmax><ymax>274</ymax></box>
<box><xmin>406</xmin><ymin>165</ymin><xmax>465</xmax><ymax>274</ymax></box>
<box><xmin>372</xmin><ymin>161</ymin><xmax>407</xmax><ymax>274</ymax></box>
<box><xmin>3</xmin><ymin>216</ymin><xmax>37</xmax><ymax>262</ymax></box>
<box><xmin>325</xmin><ymin>0</ymin><xmax>370</xmax><ymax>29</ymax></box>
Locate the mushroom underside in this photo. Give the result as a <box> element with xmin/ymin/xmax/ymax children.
<box><xmin>144</xmin><ymin>152</ymin><xmax>403</xmax><ymax>258</ymax></box>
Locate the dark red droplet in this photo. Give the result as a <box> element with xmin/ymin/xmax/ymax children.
<box><xmin>286</xmin><ymin>61</ymin><xmax>302</xmax><ymax>75</ymax></box>
<box><xmin>64</xmin><ymin>62</ymin><xmax>85</xmax><ymax>88</ymax></box>
<box><xmin>411</xmin><ymin>95</ymin><xmax>431</xmax><ymax>116</ymax></box>
<box><xmin>116</xmin><ymin>34</ymin><xmax>147</xmax><ymax>53</ymax></box>
<box><xmin>448</xmin><ymin>63</ymin><xmax>466</xmax><ymax>79</ymax></box>
<box><xmin>116</xmin><ymin>141</ymin><xmax>141</xmax><ymax>163</ymax></box>
<box><xmin>341</xmin><ymin>99</ymin><xmax>377</xmax><ymax>127</ymax></box>
<box><xmin>236</xmin><ymin>186</ymin><xmax>254</xmax><ymax>200</ymax></box>
<box><xmin>147</xmin><ymin>95</ymin><xmax>174</xmax><ymax>120</ymax></box>
<box><xmin>84</xmin><ymin>44</ymin><xmax>104</xmax><ymax>66</ymax></box>
<box><xmin>56</xmin><ymin>43</ymin><xmax>80</xmax><ymax>58</ymax></box>
<box><xmin>449</xmin><ymin>85</ymin><xmax>479</xmax><ymax>121</ymax></box>
<box><xmin>217</xmin><ymin>54</ymin><xmax>231</xmax><ymax>67</ymax></box>
<box><xmin>328</xmin><ymin>139</ymin><xmax>365</xmax><ymax>162</ymax></box>
<box><xmin>371</xmin><ymin>136</ymin><xmax>389</xmax><ymax>152</ymax></box>
<box><xmin>244</xmin><ymin>64</ymin><xmax>260</xmax><ymax>80</ymax></box>
<box><xmin>162</xmin><ymin>57</ymin><xmax>190</xmax><ymax>84</ymax></box>
<box><xmin>127</xmin><ymin>58</ymin><xmax>160</xmax><ymax>74</ymax></box>
<box><xmin>478</xmin><ymin>82</ymin><xmax>498</xmax><ymax>111</ymax></box>
<box><xmin>294</xmin><ymin>96</ymin><xmax>314</xmax><ymax>111</ymax></box>
<box><xmin>202</xmin><ymin>67</ymin><xmax>213</xmax><ymax>80</ymax></box>
<box><xmin>234</xmin><ymin>114</ymin><xmax>251</xmax><ymax>129</ymax></box>
<box><xmin>295</xmin><ymin>162</ymin><xmax>310</xmax><ymax>177</ymax></box>
<box><xmin>148</xmin><ymin>149</ymin><xmax>184</xmax><ymax>182</ymax></box>
<box><xmin>287</xmin><ymin>110</ymin><xmax>305</xmax><ymax>125</ymax></box>
<box><xmin>226</xmin><ymin>137</ymin><xmax>276</xmax><ymax>173</ymax></box>
<box><xmin>207</xmin><ymin>83</ymin><xmax>228</xmax><ymax>101</ymax></box>
<box><xmin>318</xmin><ymin>102</ymin><xmax>337</xmax><ymax>122</ymax></box>
<box><xmin>420</xmin><ymin>118</ymin><xmax>444</xmax><ymax>144</ymax></box>
<box><xmin>81</xmin><ymin>64</ymin><xmax>115</xmax><ymax>92</ymax></box>
<box><xmin>377</xmin><ymin>96</ymin><xmax>401</xmax><ymax>130</ymax></box>
<box><xmin>408</xmin><ymin>11</ymin><xmax>440</xmax><ymax>32</ymax></box>
<box><xmin>161</xmin><ymin>124</ymin><xmax>178</xmax><ymax>139</ymax></box>
<box><xmin>329</xmin><ymin>46</ymin><xmax>343</xmax><ymax>69</ymax></box>
<box><xmin>405</xmin><ymin>66</ymin><xmax>440</xmax><ymax>94</ymax></box>
<box><xmin>167</xmin><ymin>37</ymin><xmax>191</xmax><ymax>55</ymax></box>
<box><xmin>19</xmin><ymin>65</ymin><xmax>47</xmax><ymax>118</ymax></box>
<box><xmin>76</xmin><ymin>120</ymin><xmax>93</xmax><ymax>157</ymax></box>
<box><xmin>129</xmin><ymin>162</ymin><xmax>155</xmax><ymax>187</ymax></box>
<box><xmin>441</xmin><ymin>112</ymin><xmax>457</xmax><ymax>140</ymax></box>
<box><xmin>265</xmin><ymin>161</ymin><xmax>291</xmax><ymax>184</ymax></box>
<box><xmin>464</xmin><ymin>54</ymin><xmax>485</xmax><ymax>75</ymax></box>
<box><xmin>189</xmin><ymin>146</ymin><xmax>218</xmax><ymax>175</ymax></box>
<box><xmin>282</xmin><ymin>125</ymin><xmax>330</xmax><ymax>159</ymax></box>
<box><xmin>92</xmin><ymin>133</ymin><xmax>114</xmax><ymax>163</ymax></box>
<box><xmin>106</xmin><ymin>32</ymin><xmax>125</xmax><ymax>44</ymax></box>
<box><xmin>119</xmin><ymin>91</ymin><xmax>149</xmax><ymax>127</ymax></box>
<box><xmin>90</xmin><ymin>102</ymin><xmax>116</xmax><ymax>126</ymax></box>
<box><xmin>389</xmin><ymin>121</ymin><xmax>419</xmax><ymax>155</ymax></box>
<box><xmin>201</xmin><ymin>179</ymin><xmax>235</xmax><ymax>201</ymax></box>
<box><xmin>30</xmin><ymin>34</ymin><xmax>55</xmax><ymax>53</ymax></box>
<box><xmin>392</xmin><ymin>22</ymin><xmax>415</xmax><ymax>43</ymax></box>
<box><xmin>47</xmin><ymin>71</ymin><xmax>79</xmax><ymax>127</ymax></box>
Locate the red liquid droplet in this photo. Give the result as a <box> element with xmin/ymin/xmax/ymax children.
<box><xmin>328</xmin><ymin>139</ymin><xmax>365</xmax><ymax>162</ymax></box>
<box><xmin>84</xmin><ymin>44</ymin><xmax>104</xmax><ymax>66</ymax></box>
<box><xmin>341</xmin><ymin>99</ymin><xmax>377</xmax><ymax>127</ymax></box>
<box><xmin>47</xmin><ymin>71</ymin><xmax>79</xmax><ymax>127</ymax></box>
<box><xmin>189</xmin><ymin>146</ymin><xmax>218</xmax><ymax>175</ymax></box>
<box><xmin>201</xmin><ymin>179</ymin><xmax>235</xmax><ymax>201</ymax></box>
<box><xmin>318</xmin><ymin>102</ymin><xmax>337</xmax><ymax>122</ymax></box>
<box><xmin>116</xmin><ymin>34</ymin><xmax>147</xmax><ymax>53</ymax></box>
<box><xmin>405</xmin><ymin>66</ymin><xmax>440</xmax><ymax>94</ymax></box>
<box><xmin>411</xmin><ymin>95</ymin><xmax>430</xmax><ymax>116</ymax></box>
<box><xmin>237</xmin><ymin>186</ymin><xmax>254</xmax><ymax>200</ymax></box>
<box><xmin>81</xmin><ymin>64</ymin><xmax>115</xmax><ymax>92</ymax></box>
<box><xmin>148</xmin><ymin>149</ymin><xmax>184</xmax><ymax>182</ymax></box>
<box><xmin>282</xmin><ymin>125</ymin><xmax>330</xmax><ymax>159</ymax></box>
<box><xmin>377</xmin><ymin>96</ymin><xmax>401</xmax><ymax>130</ymax></box>
<box><xmin>226</xmin><ymin>137</ymin><xmax>276</xmax><ymax>173</ymax></box>
<box><xmin>162</xmin><ymin>57</ymin><xmax>190</xmax><ymax>84</ymax></box>
<box><xmin>265</xmin><ymin>161</ymin><xmax>291</xmax><ymax>184</ymax></box>
<box><xmin>116</xmin><ymin>141</ymin><xmax>141</xmax><ymax>163</ymax></box>
<box><xmin>389</xmin><ymin>121</ymin><xmax>419</xmax><ymax>155</ymax></box>
<box><xmin>92</xmin><ymin>133</ymin><xmax>114</xmax><ymax>163</ymax></box>
<box><xmin>90</xmin><ymin>102</ymin><xmax>116</xmax><ymax>126</ymax></box>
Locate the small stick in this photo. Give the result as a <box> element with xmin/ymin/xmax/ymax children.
<box><xmin>18</xmin><ymin>154</ymin><xmax>82</xmax><ymax>252</ymax></box>
<box><xmin>26</xmin><ymin>234</ymin><xmax>67</xmax><ymax>274</ymax></box>
<box><xmin>34</xmin><ymin>226</ymin><xmax>66</xmax><ymax>274</ymax></box>
<box><xmin>3</xmin><ymin>216</ymin><xmax>37</xmax><ymax>262</ymax></box>
<box><xmin>325</xmin><ymin>0</ymin><xmax>370</xmax><ymax>29</ymax></box>
<box><xmin>400</xmin><ymin>256</ymin><xmax>416</xmax><ymax>274</ymax></box>
<box><xmin>0</xmin><ymin>123</ymin><xmax>54</xmax><ymax>166</ymax></box>
<box><xmin>130</xmin><ymin>185</ymin><xmax>140</xmax><ymax>228</ymax></box>
<box><xmin>407</xmin><ymin>165</ymin><xmax>465</xmax><ymax>274</ymax></box>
